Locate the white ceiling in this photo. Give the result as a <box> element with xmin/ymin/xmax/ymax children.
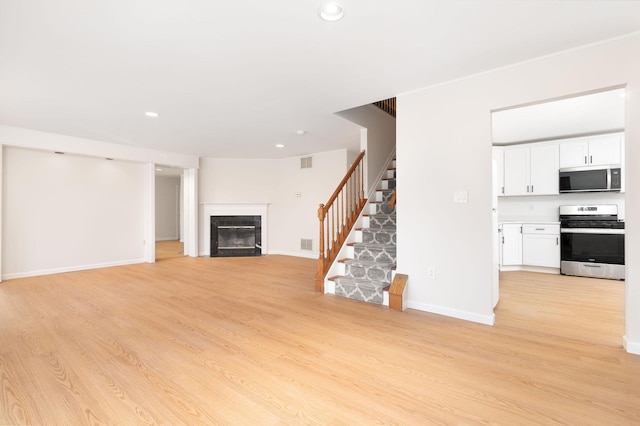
<box><xmin>1</xmin><ymin>1</ymin><xmax>640</xmax><ymax>159</ymax></box>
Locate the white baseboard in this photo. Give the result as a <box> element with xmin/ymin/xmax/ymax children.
<box><xmin>197</xmin><ymin>250</ymin><xmax>318</xmax><ymax>259</ymax></box>
<box><xmin>407</xmin><ymin>300</ymin><xmax>495</xmax><ymax>325</ymax></box>
<box><xmin>2</xmin><ymin>258</ymin><xmax>147</xmax><ymax>280</ymax></box>
<box><xmin>267</xmin><ymin>250</ymin><xmax>318</xmax><ymax>259</ymax></box>
<box><xmin>623</xmin><ymin>335</ymin><xmax>640</xmax><ymax>355</ymax></box>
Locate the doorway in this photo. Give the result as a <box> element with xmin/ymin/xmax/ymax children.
<box><xmin>155</xmin><ymin>166</ymin><xmax>184</xmax><ymax>260</ymax></box>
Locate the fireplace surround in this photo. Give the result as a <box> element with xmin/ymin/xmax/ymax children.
<box><xmin>201</xmin><ymin>203</ymin><xmax>268</xmax><ymax>257</ymax></box>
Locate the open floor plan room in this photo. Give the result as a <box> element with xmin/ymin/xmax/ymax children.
<box><xmin>0</xmin><ymin>256</ymin><xmax>638</xmax><ymax>424</ymax></box>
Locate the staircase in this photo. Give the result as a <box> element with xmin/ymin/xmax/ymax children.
<box><xmin>331</xmin><ymin>160</ymin><xmax>396</xmax><ymax>305</ymax></box>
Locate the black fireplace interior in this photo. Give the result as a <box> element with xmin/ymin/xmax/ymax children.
<box><xmin>210</xmin><ymin>216</ymin><xmax>262</xmax><ymax>257</ymax></box>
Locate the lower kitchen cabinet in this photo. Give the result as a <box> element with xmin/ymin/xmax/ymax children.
<box><xmin>522</xmin><ymin>224</ymin><xmax>560</xmax><ymax>268</ymax></box>
<box><xmin>500</xmin><ymin>224</ymin><xmax>522</xmax><ymax>266</ymax></box>
<box><xmin>500</xmin><ymin>222</ymin><xmax>560</xmax><ymax>272</ymax></box>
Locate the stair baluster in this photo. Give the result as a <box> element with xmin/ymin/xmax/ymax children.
<box><xmin>316</xmin><ymin>150</ymin><xmax>367</xmax><ymax>292</ymax></box>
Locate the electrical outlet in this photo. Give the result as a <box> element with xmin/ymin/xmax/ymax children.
<box><xmin>427</xmin><ymin>266</ymin><xmax>436</xmax><ymax>280</ymax></box>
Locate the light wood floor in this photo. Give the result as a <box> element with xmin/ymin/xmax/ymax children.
<box><xmin>155</xmin><ymin>240</ymin><xmax>184</xmax><ymax>260</ymax></box>
<box><xmin>0</xmin><ymin>257</ymin><xmax>638</xmax><ymax>425</ymax></box>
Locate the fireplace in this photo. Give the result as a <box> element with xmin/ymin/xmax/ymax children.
<box><xmin>210</xmin><ymin>216</ymin><xmax>262</xmax><ymax>257</ymax></box>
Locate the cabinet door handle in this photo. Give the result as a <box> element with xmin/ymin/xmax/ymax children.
<box><xmin>535</xmin><ymin>228</ymin><xmax>544</xmax><ymax>231</ymax></box>
<box><xmin>501</xmin><ymin>186</ymin><xmax>504</xmax><ymax>194</ymax></box>
<box><xmin>526</xmin><ymin>185</ymin><xmax>529</xmax><ymax>193</ymax></box>
<box><xmin>531</xmin><ymin>185</ymin><xmax>534</xmax><ymax>193</ymax></box>
<box><xmin>502</xmin><ymin>236</ymin><xmax>504</xmax><ymax>244</ymax></box>
<box><xmin>584</xmin><ymin>155</ymin><xmax>587</xmax><ymax>164</ymax></box>
<box><xmin>556</xmin><ymin>237</ymin><xmax>559</xmax><ymax>245</ymax></box>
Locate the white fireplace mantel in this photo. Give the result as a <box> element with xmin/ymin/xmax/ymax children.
<box><xmin>201</xmin><ymin>203</ymin><xmax>268</xmax><ymax>257</ymax></box>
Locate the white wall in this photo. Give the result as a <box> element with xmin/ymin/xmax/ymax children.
<box><xmin>269</xmin><ymin>150</ymin><xmax>352</xmax><ymax>258</ymax></box>
<box><xmin>155</xmin><ymin>175</ymin><xmax>181</xmax><ymax>241</ymax></box>
<box><xmin>397</xmin><ymin>32</ymin><xmax>640</xmax><ymax>352</ymax></box>
<box><xmin>492</xmin><ymin>88</ymin><xmax>625</xmax><ymax>143</ymax></box>
<box><xmin>0</xmin><ymin>126</ymin><xmax>200</xmax><ymax>278</ymax></box>
<box><xmin>0</xmin><ymin>125</ymin><xmax>199</xmax><ymax>170</ymax></box>
<box><xmin>198</xmin><ymin>150</ymin><xmax>350</xmax><ymax>257</ymax></box>
<box><xmin>336</xmin><ymin>104</ymin><xmax>396</xmax><ymax>194</ymax></box>
<box><xmin>2</xmin><ymin>148</ymin><xmax>147</xmax><ymax>278</ymax></box>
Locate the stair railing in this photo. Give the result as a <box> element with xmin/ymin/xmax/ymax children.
<box><xmin>372</xmin><ymin>97</ymin><xmax>396</xmax><ymax>117</ymax></box>
<box><xmin>316</xmin><ymin>150</ymin><xmax>367</xmax><ymax>292</ymax></box>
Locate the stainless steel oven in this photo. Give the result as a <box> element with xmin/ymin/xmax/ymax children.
<box><xmin>559</xmin><ymin>205</ymin><xmax>625</xmax><ymax>280</ymax></box>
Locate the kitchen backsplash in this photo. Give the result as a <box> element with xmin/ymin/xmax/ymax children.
<box><xmin>498</xmin><ymin>192</ymin><xmax>625</xmax><ymax>222</ymax></box>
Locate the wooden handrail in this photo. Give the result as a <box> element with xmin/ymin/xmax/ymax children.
<box><xmin>316</xmin><ymin>150</ymin><xmax>367</xmax><ymax>292</ymax></box>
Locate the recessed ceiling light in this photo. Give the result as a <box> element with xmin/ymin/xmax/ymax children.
<box><xmin>156</xmin><ymin>168</ymin><xmax>163</xmax><ymax>171</ymax></box>
<box><xmin>276</xmin><ymin>144</ymin><xmax>285</xmax><ymax>148</ymax></box>
<box><xmin>296</xmin><ymin>130</ymin><xmax>306</xmax><ymax>135</ymax></box>
<box><xmin>319</xmin><ymin>2</ymin><xmax>344</xmax><ymax>21</ymax></box>
<box><xmin>145</xmin><ymin>111</ymin><xmax>159</xmax><ymax>118</ymax></box>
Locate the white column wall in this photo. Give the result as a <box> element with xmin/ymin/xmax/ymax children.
<box><xmin>397</xmin><ymin>33</ymin><xmax>640</xmax><ymax>349</ymax></box>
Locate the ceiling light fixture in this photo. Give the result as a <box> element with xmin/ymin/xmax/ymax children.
<box><xmin>145</xmin><ymin>111</ymin><xmax>159</xmax><ymax>118</ymax></box>
<box><xmin>276</xmin><ymin>144</ymin><xmax>285</xmax><ymax>148</ymax></box>
<box><xmin>319</xmin><ymin>2</ymin><xmax>345</xmax><ymax>21</ymax></box>
<box><xmin>296</xmin><ymin>130</ymin><xmax>306</xmax><ymax>135</ymax></box>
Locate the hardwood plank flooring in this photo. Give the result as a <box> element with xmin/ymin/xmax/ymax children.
<box><xmin>155</xmin><ymin>240</ymin><xmax>184</xmax><ymax>260</ymax></box>
<box><xmin>0</xmin><ymin>257</ymin><xmax>639</xmax><ymax>425</ymax></box>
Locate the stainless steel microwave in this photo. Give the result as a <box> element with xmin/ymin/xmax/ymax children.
<box><xmin>559</xmin><ymin>165</ymin><xmax>621</xmax><ymax>193</ymax></box>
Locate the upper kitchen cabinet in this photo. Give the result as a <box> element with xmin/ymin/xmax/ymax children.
<box><xmin>492</xmin><ymin>147</ymin><xmax>505</xmax><ymax>197</ymax></box>
<box><xmin>559</xmin><ymin>133</ymin><xmax>622</xmax><ymax>168</ymax></box>
<box><xmin>503</xmin><ymin>143</ymin><xmax>559</xmax><ymax>196</ymax></box>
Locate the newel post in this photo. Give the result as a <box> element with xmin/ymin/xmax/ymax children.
<box><xmin>316</xmin><ymin>204</ymin><xmax>326</xmax><ymax>292</ymax></box>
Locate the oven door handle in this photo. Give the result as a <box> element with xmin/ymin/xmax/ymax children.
<box><xmin>560</xmin><ymin>228</ymin><xmax>625</xmax><ymax>234</ymax></box>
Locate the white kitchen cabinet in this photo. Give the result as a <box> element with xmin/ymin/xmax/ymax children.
<box><xmin>492</xmin><ymin>147</ymin><xmax>505</xmax><ymax>196</ymax></box>
<box><xmin>559</xmin><ymin>134</ymin><xmax>622</xmax><ymax>168</ymax></box>
<box><xmin>500</xmin><ymin>223</ymin><xmax>522</xmax><ymax>266</ymax></box>
<box><xmin>522</xmin><ymin>224</ymin><xmax>560</xmax><ymax>268</ymax></box>
<box><xmin>503</xmin><ymin>144</ymin><xmax>559</xmax><ymax>196</ymax></box>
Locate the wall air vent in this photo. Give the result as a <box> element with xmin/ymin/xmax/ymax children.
<box><xmin>300</xmin><ymin>239</ymin><xmax>313</xmax><ymax>251</ymax></box>
<box><xmin>300</xmin><ymin>156</ymin><xmax>313</xmax><ymax>169</ymax></box>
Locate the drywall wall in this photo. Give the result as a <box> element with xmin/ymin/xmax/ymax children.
<box><xmin>0</xmin><ymin>125</ymin><xmax>198</xmax><ymax>169</ymax></box>
<box><xmin>269</xmin><ymin>149</ymin><xmax>352</xmax><ymax>258</ymax></box>
<box><xmin>155</xmin><ymin>175</ymin><xmax>180</xmax><ymax>241</ymax></box>
<box><xmin>336</xmin><ymin>104</ymin><xmax>396</xmax><ymax>194</ymax></box>
<box><xmin>2</xmin><ymin>147</ymin><xmax>148</xmax><ymax>278</ymax></box>
<box><xmin>397</xmin><ymin>32</ymin><xmax>640</xmax><ymax>353</ymax></box>
<box><xmin>492</xmin><ymin>87</ymin><xmax>625</xmax><ymax>143</ymax></box>
<box><xmin>198</xmin><ymin>150</ymin><xmax>350</xmax><ymax>257</ymax></box>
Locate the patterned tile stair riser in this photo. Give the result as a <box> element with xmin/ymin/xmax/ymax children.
<box><xmin>333</xmin><ymin>170</ymin><xmax>396</xmax><ymax>305</ymax></box>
